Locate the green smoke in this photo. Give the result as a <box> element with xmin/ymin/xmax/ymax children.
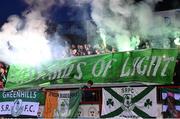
<box><xmin>90</xmin><ymin>0</ymin><xmax>180</xmax><ymax>51</ymax></box>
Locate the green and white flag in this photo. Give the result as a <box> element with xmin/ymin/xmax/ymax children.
<box><xmin>101</xmin><ymin>86</ymin><xmax>157</xmax><ymax>118</ymax></box>
<box><xmin>0</xmin><ymin>90</ymin><xmax>44</xmax><ymax>117</ymax></box>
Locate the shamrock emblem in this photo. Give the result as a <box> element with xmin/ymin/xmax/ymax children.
<box><xmin>61</xmin><ymin>101</ymin><xmax>65</xmax><ymax>107</ymax></box>
<box><xmin>106</xmin><ymin>98</ymin><xmax>114</xmax><ymax>108</ymax></box>
<box><xmin>144</xmin><ymin>99</ymin><xmax>152</xmax><ymax>109</ymax></box>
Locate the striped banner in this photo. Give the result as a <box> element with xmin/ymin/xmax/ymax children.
<box><xmin>44</xmin><ymin>89</ymin><xmax>81</xmax><ymax>118</ymax></box>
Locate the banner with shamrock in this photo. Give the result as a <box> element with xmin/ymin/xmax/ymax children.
<box><xmin>44</xmin><ymin>89</ymin><xmax>81</xmax><ymax>118</ymax></box>
<box><xmin>0</xmin><ymin>90</ymin><xmax>44</xmax><ymax>117</ymax></box>
<box><xmin>101</xmin><ymin>86</ymin><xmax>157</xmax><ymax>118</ymax></box>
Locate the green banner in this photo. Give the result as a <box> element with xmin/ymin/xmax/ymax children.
<box><xmin>0</xmin><ymin>90</ymin><xmax>43</xmax><ymax>102</ymax></box>
<box><xmin>0</xmin><ymin>90</ymin><xmax>44</xmax><ymax>117</ymax></box>
<box><xmin>5</xmin><ymin>48</ymin><xmax>178</xmax><ymax>89</ymax></box>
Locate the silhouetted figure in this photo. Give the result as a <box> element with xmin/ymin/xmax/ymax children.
<box><xmin>83</xmin><ymin>80</ymin><xmax>93</xmax><ymax>89</ymax></box>
<box><xmin>82</xmin><ymin>80</ymin><xmax>96</xmax><ymax>102</ymax></box>
<box><xmin>173</xmin><ymin>59</ymin><xmax>180</xmax><ymax>84</ymax></box>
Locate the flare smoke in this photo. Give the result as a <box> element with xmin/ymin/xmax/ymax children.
<box><xmin>91</xmin><ymin>0</ymin><xmax>180</xmax><ymax>51</ymax></box>
<box><xmin>0</xmin><ymin>0</ymin><xmax>69</xmax><ymax>65</ymax></box>
<box><xmin>0</xmin><ymin>0</ymin><xmax>179</xmax><ymax>65</ymax></box>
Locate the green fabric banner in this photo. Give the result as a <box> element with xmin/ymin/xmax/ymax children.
<box><xmin>0</xmin><ymin>90</ymin><xmax>44</xmax><ymax>117</ymax></box>
<box><xmin>0</xmin><ymin>90</ymin><xmax>44</xmax><ymax>103</ymax></box>
<box><xmin>5</xmin><ymin>48</ymin><xmax>178</xmax><ymax>89</ymax></box>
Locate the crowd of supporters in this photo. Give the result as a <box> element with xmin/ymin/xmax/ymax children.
<box><xmin>68</xmin><ymin>44</ymin><xmax>117</xmax><ymax>56</ymax></box>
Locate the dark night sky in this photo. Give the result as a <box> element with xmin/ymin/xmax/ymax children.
<box><xmin>155</xmin><ymin>0</ymin><xmax>180</xmax><ymax>11</ymax></box>
<box><xmin>0</xmin><ymin>0</ymin><xmax>27</xmax><ymax>26</ymax></box>
<box><xmin>0</xmin><ymin>0</ymin><xmax>179</xmax><ymax>26</ymax></box>
<box><xmin>0</xmin><ymin>0</ymin><xmax>91</xmax><ymax>26</ymax></box>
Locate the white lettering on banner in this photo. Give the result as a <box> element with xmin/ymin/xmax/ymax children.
<box><xmin>120</xmin><ymin>56</ymin><xmax>175</xmax><ymax>77</ymax></box>
<box><xmin>3</xmin><ymin>91</ymin><xmax>37</xmax><ymax>99</ymax></box>
<box><xmin>92</xmin><ymin>59</ymin><xmax>117</xmax><ymax>77</ymax></box>
<box><xmin>74</xmin><ymin>62</ymin><xmax>87</xmax><ymax>80</ymax></box>
<box><xmin>136</xmin><ymin>57</ymin><xmax>149</xmax><ymax>75</ymax></box>
<box><xmin>120</xmin><ymin>58</ymin><xmax>131</xmax><ymax>77</ymax></box>
<box><xmin>21</xmin><ymin>55</ymin><xmax>175</xmax><ymax>82</ymax></box>
<box><xmin>92</xmin><ymin>59</ymin><xmax>105</xmax><ymax>77</ymax></box>
<box><xmin>0</xmin><ymin>101</ymin><xmax>39</xmax><ymax>116</ymax></box>
<box><xmin>34</xmin><ymin>62</ymin><xmax>87</xmax><ymax>81</ymax></box>
<box><xmin>131</xmin><ymin>57</ymin><xmax>141</xmax><ymax>76</ymax></box>
<box><xmin>152</xmin><ymin>57</ymin><xmax>162</xmax><ymax>76</ymax></box>
<box><xmin>102</xmin><ymin>59</ymin><xmax>117</xmax><ymax>77</ymax></box>
<box><xmin>62</xmin><ymin>64</ymin><xmax>74</xmax><ymax>78</ymax></box>
<box><xmin>56</xmin><ymin>70</ymin><xmax>63</xmax><ymax>79</ymax></box>
<box><xmin>161</xmin><ymin>57</ymin><xmax>174</xmax><ymax>76</ymax></box>
<box><xmin>147</xmin><ymin>56</ymin><xmax>157</xmax><ymax>76</ymax></box>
